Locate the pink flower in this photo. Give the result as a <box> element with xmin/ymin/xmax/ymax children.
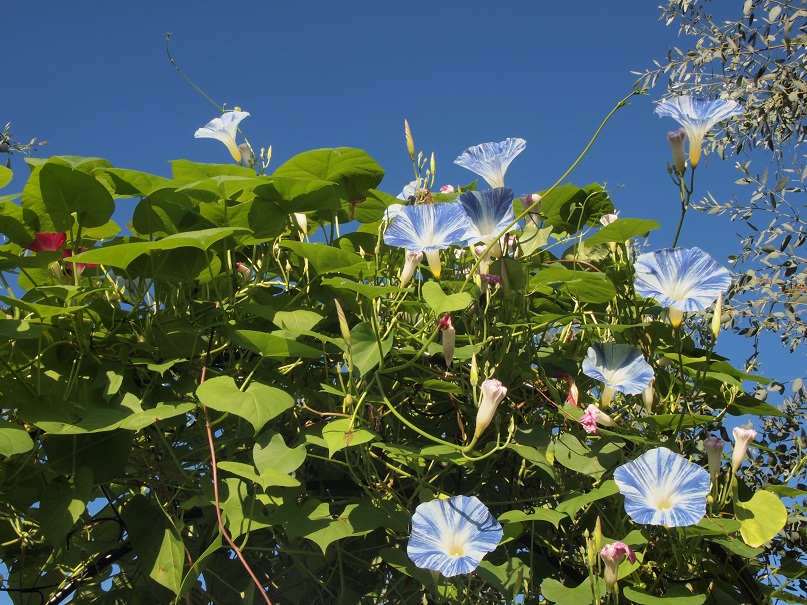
<box><xmin>62</xmin><ymin>248</ymin><xmax>96</xmax><ymax>278</ymax></box>
<box><xmin>475</xmin><ymin>379</ymin><xmax>507</xmax><ymax>438</ymax></box>
<box><xmin>235</xmin><ymin>262</ymin><xmax>251</xmax><ymax>278</ymax></box>
<box><xmin>580</xmin><ymin>404</ymin><xmax>615</xmax><ymax>434</ymax></box>
<box><xmin>439</xmin><ymin>184</ymin><xmax>455</xmax><ymax>194</ymax></box>
<box><xmin>600</xmin><ymin>541</ymin><xmax>636</xmax><ymax>594</ymax></box>
<box><xmin>27</xmin><ymin>232</ymin><xmax>66</xmax><ymax>252</ymax></box>
<box><xmin>731</xmin><ymin>427</ymin><xmax>757</xmax><ymax>473</ymax></box>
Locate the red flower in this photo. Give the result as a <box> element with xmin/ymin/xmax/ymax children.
<box><xmin>27</xmin><ymin>232</ymin><xmax>66</xmax><ymax>252</ymax></box>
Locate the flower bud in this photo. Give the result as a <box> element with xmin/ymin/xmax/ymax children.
<box><xmin>235</xmin><ymin>262</ymin><xmax>250</xmax><ymax>279</ymax></box>
<box><xmin>600</xmin><ymin>212</ymin><xmax>619</xmax><ymax>227</ymax></box>
<box><xmin>668</xmin><ymin>128</ymin><xmax>687</xmax><ymax>174</ymax></box>
<box><xmin>600</xmin><ymin>542</ymin><xmax>636</xmax><ymax>595</ymax></box>
<box><xmin>439</xmin><ymin>184</ymin><xmax>455</xmax><ymax>194</ymax></box>
<box><xmin>580</xmin><ymin>404</ymin><xmax>615</xmax><ymax>434</ymax></box>
<box><xmin>294</xmin><ymin>212</ymin><xmax>308</xmax><ymax>235</ymax></box>
<box><xmin>703</xmin><ymin>435</ymin><xmax>726</xmax><ymax>480</ymax></box>
<box><xmin>711</xmin><ymin>294</ymin><xmax>722</xmax><ymax>340</ymax></box>
<box><xmin>470</xmin><ymin>354</ymin><xmax>479</xmax><ymax>387</ymax></box>
<box><xmin>731</xmin><ymin>427</ymin><xmax>757</xmax><ymax>473</ymax></box>
<box><xmin>474</xmin><ymin>379</ymin><xmax>507</xmax><ymax>438</ymax></box>
<box><xmin>438</xmin><ymin>313</ymin><xmax>455</xmax><ymax>368</ymax></box>
<box><xmin>334</xmin><ymin>299</ymin><xmax>351</xmax><ymax>347</ymax></box>
<box><xmin>474</xmin><ymin>245</ymin><xmax>491</xmax><ymax>275</ymax></box>
<box><xmin>400</xmin><ymin>251</ymin><xmax>423</xmax><ymax>287</ymax></box>
<box><xmin>238</xmin><ymin>142</ymin><xmax>256</xmax><ymax>168</ymax></box>
<box><xmin>642</xmin><ymin>377</ymin><xmax>655</xmax><ymax>414</ymax></box>
<box><xmin>404</xmin><ymin>119</ymin><xmax>416</xmax><ymax>162</ymax></box>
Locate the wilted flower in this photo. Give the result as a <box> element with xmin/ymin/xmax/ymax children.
<box><xmin>439</xmin><ymin>313</ymin><xmax>455</xmax><ymax>368</ymax></box>
<box><xmin>580</xmin><ymin>404</ymin><xmax>615</xmax><ymax>434</ymax></box>
<box><xmin>396</xmin><ymin>180</ymin><xmax>420</xmax><ymax>202</ymax></box>
<box><xmin>561</xmin><ymin>372</ymin><xmax>578</xmax><ymax>407</ymax></box>
<box><xmin>383</xmin><ymin>204</ymin><xmax>470</xmax><ymax>278</ymax></box>
<box><xmin>194</xmin><ymin>111</ymin><xmax>250</xmax><ymax>163</ymax></box>
<box><xmin>407</xmin><ymin>495</ymin><xmax>503</xmax><ymax>577</ymax></box>
<box><xmin>731</xmin><ymin>427</ymin><xmax>757</xmax><ymax>473</ymax></box>
<box><xmin>614</xmin><ymin>447</ymin><xmax>711</xmax><ymax>527</ymax></box>
<box><xmin>600</xmin><ymin>542</ymin><xmax>636</xmax><ymax>594</ymax></box>
<box><xmin>456</xmin><ymin>188</ymin><xmax>516</xmax><ymax>246</ymax></box>
<box><xmin>703</xmin><ymin>435</ymin><xmax>726</xmax><ymax>480</ymax></box>
<box><xmin>479</xmin><ymin>273</ymin><xmax>502</xmax><ymax>288</ymax></box>
<box><xmin>582</xmin><ymin>343</ymin><xmax>654</xmax><ymax>404</ymax></box>
<box><xmin>454</xmin><ymin>138</ymin><xmax>526</xmax><ymax>188</ymax></box>
<box><xmin>475</xmin><ymin>379</ymin><xmax>507</xmax><ymax>438</ymax></box>
<box><xmin>27</xmin><ymin>232</ymin><xmax>66</xmax><ymax>252</ymax></box>
<box><xmin>400</xmin><ymin>250</ymin><xmax>423</xmax><ymax>287</ymax></box>
<box><xmin>633</xmin><ymin>247</ymin><xmax>731</xmax><ymax>328</ymax></box>
<box><xmin>667</xmin><ymin>129</ymin><xmax>687</xmax><ymax>174</ymax></box>
<box><xmin>235</xmin><ymin>262</ymin><xmax>251</xmax><ymax>279</ymax></box>
<box><xmin>238</xmin><ymin>142</ymin><xmax>255</xmax><ymax>168</ymax></box>
<box><xmin>473</xmin><ymin>245</ymin><xmax>492</xmax><ymax>275</ymax></box>
<box><xmin>655</xmin><ymin>96</ymin><xmax>744</xmax><ymax>168</ymax></box>
<box><xmin>600</xmin><ymin>212</ymin><xmax>619</xmax><ymax>227</ymax></box>
<box><xmin>440</xmin><ymin>184</ymin><xmax>455</xmax><ymax>194</ymax></box>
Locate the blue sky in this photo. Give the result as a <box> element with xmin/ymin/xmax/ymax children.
<box><xmin>3</xmin><ymin>1</ymin><xmax>796</xmax><ymax>385</ymax></box>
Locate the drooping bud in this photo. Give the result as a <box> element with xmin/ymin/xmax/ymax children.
<box><xmin>562</xmin><ymin>372</ymin><xmax>579</xmax><ymax>407</ymax></box>
<box><xmin>642</xmin><ymin>376</ymin><xmax>655</xmax><ymax>414</ymax></box>
<box><xmin>334</xmin><ymin>299</ymin><xmax>351</xmax><ymax>347</ymax></box>
<box><xmin>711</xmin><ymin>294</ymin><xmax>722</xmax><ymax>340</ymax></box>
<box><xmin>667</xmin><ymin>128</ymin><xmax>687</xmax><ymax>175</ymax></box>
<box><xmin>238</xmin><ymin>142</ymin><xmax>256</xmax><ymax>168</ymax></box>
<box><xmin>600</xmin><ymin>542</ymin><xmax>636</xmax><ymax>595</ymax></box>
<box><xmin>400</xmin><ymin>251</ymin><xmax>423</xmax><ymax>287</ymax></box>
<box><xmin>235</xmin><ymin>262</ymin><xmax>250</xmax><ymax>279</ymax></box>
<box><xmin>475</xmin><ymin>379</ymin><xmax>507</xmax><ymax>438</ymax></box>
<box><xmin>731</xmin><ymin>427</ymin><xmax>757</xmax><ymax>473</ymax></box>
<box><xmin>600</xmin><ymin>212</ymin><xmax>619</xmax><ymax>227</ymax></box>
<box><xmin>438</xmin><ymin>313</ymin><xmax>455</xmax><ymax>368</ymax></box>
<box><xmin>703</xmin><ymin>435</ymin><xmax>726</xmax><ymax>481</ymax></box>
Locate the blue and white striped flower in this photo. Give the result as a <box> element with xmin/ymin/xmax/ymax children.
<box><xmin>614</xmin><ymin>447</ymin><xmax>711</xmax><ymax>527</ymax></box>
<box><xmin>456</xmin><ymin>188</ymin><xmax>517</xmax><ymax>246</ymax></box>
<box><xmin>655</xmin><ymin>96</ymin><xmax>743</xmax><ymax>168</ymax></box>
<box><xmin>454</xmin><ymin>138</ymin><xmax>526</xmax><ymax>188</ymax></box>
<box><xmin>194</xmin><ymin>111</ymin><xmax>250</xmax><ymax>163</ymax></box>
<box><xmin>407</xmin><ymin>495</ymin><xmax>503</xmax><ymax>577</ymax></box>
<box><xmin>383</xmin><ymin>203</ymin><xmax>470</xmax><ymax>278</ymax></box>
<box><xmin>582</xmin><ymin>342</ymin><xmax>654</xmax><ymax>398</ymax></box>
<box><xmin>634</xmin><ymin>247</ymin><xmax>731</xmax><ymax>327</ymax></box>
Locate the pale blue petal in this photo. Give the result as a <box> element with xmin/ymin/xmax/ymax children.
<box><xmin>407</xmin><ymin>495</ymin><xmax>503</xmax><ymax>577</ymax></box>
<box><xmin>457</xmin><ymin>188</ymin><xmax>517</xmax><ymax>245</ymax></box>
<box><xmin>582</xmin><ymin>343</ymin><xmax>654</xmax><ymax>395</ymax></box>
<box><xmin>655</xmin><ymin>96</ymin><xmax>744</xmax><ymax>135</ymax></box>
<box><xmin>634</xmin><ymin>247</ymin><xmax>731</xmax><ymax>311</ymax></box>
<box><xmin>383</xmin><ymin>204</ymin><xmax>470</xmax><ymax>252</ymax></box>
<box><xmin>454</xmin><ymin>138</ymin><xmax>526</xmax><ymax>188</ymax></box>
<box><xmin>614</xmin><ymin>447</ymin><xmax>710</xmax><ymax>527</ymax></box>
<box><xmin>397</xmin><ymin>181</ymin><xmax>419</xmax><ymax>201</ymax></box>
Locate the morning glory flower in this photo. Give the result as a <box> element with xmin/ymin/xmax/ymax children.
<box><xmin>194</xmin><ymin>111</ymin><xmax>250</xmax><ymax>163</ymax></box>
<box><xmin>655</xmin><ymin>96</ymin><xmax>744</xmax><ymax>168</ymax></box>
<box><xmin>731</xmin><ymin>427</ymin><xmax>757</xmax><ymax>473</ymax></box>
<box><xmin>582</xmin><ymin>343</ymin><xmax>654</xmax><ymax>404</ymax></box>
<box><xmin>600</xmin><ymin>542</ymin><xmax>636</xmax><ymax>595</ymax></box>
<box><xmin>27</xmin><ymin>232</ymin><xmax>66</xmax><ymax>252</ymax></box>
<box><xmin>383</xmin><ymin>203</ymin><xmax>470</xmax><ymax>278</ymax></box>
<box><xmin>454</xmin><ymin>138</ymin><xmax>526</xmax><ymax>188</ymax></box>
<box><xmin>456</xmin><ymin>188</ymin><xmax>516</xmax><ymax>246</ymax></box>
<box><xmin>634</xmin><ymin>247</ymin><xmax>731</xmax><ymax>328</ymax></box>
<box><xmin>667</xmin><ymin>128</ymin><xmax>687</xmax><ymax>174</ymax></box>
<box><xmin>614</xmin><ymin>447</ymin><xmax>711</xmax><ymax>527</ymax></box>
<box><xmin>407</xmin><ymin>495</ymin><xmax>503</xmax><ymax>577</ymax></box>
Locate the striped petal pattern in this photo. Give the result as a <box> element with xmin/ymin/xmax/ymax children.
<box><xmin>634</xmin><ymin>247</ymin><xmax>731</xmax><ymax>312</ymax></box>
<box><xmin>614</xmin><ymin>447</ymin><xmax>710</xmax><ymax>527</ymax></box>
<box><xmin>454</xmin><ymin>138</ymin><xmax>526</xmax><ymax>188</ymax></box>
<box><xmin>383</xmin><ymin>203</ymin><xmax>470</xmax><ymax>253</ymax></box>
<box><xmin>457</xmin><ymin>188</ymin><xmax>516</xmax><ymax>245</ymax></box>
<box><xmin>582</xmin><ymin>343</ymin><xmax>654</xmax><ymax>395</ymax></box>
<box><xmin>407</xmin><ymin>495</ymin><xmax>503</xmax><ymax>577</ymax></box>
<box><xmin>655</xmin><ymin>96</ymin><xmax>743</xmax><ymax>167</ymax></box>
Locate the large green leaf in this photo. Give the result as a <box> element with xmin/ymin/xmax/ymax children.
<box><xmin>0</xmin><ymin>319</ymin><xmax>43</xmax><ymax>340</ymax></box>
<box><xmin>281</xmin><ymin>240</ymin><xmax>367</xmax><ymax>274</ymax></box>
<box><xmin>0</xmin><ymin>166</ymin><xmax>12</xmax><ymax>189</ymax></box>
<box><xmin>735</xmin><ymin>489</ymin><xmax>788</xmax><ymax>547</ymax></box>
<box><xmin>350</xmin><ymin>321</ymin><xmax>393</xmax><ymax>376</ymax></box>
<box><xmin>253</xmin><ymin>430</ymin><xmax>307</xmax><ymax>474</ymax></box>
<box><xmin>538</xmin><ymin>183</ymin><xmax>614</xmax><ymax>234</ymax></box>
<box><xmin>622</xmin><ymin>586</ymin><xmax>707</xmax><ymax>604</ymax></box>
<box><xmin>0</xmin><ymin>198</ymin><xmax>38</xmax><ymax>245</ymax></box>
<box><xmin>282</xmin><ymin>500</ymin><xmax>389</xmax><ymax>554</ymax></box>
<box><xmin>95</xmin><ymin>167</ymin><xmax>176</xmax><ymax>197</ymax></box>
<box><xmin>171</xmin><ymin>159</ymin><xmax>256</xmax><ymax>182</ymax></box>
<box><xmin>530</xmin><ymin>265</ymin><xmax>616</xmax><ymax>303</ymax></box>
<box><xmin>321</xmin><ymin>418</ymin><xmax>378</xmax><ymax>457</ymax></box>
<box><xmin>36</xmin><ymin>469</ymin><xmax>93</xmax><ymax>546</ymax></box>
<box><xmin>230</xmin><ymin>328</ymin><xmax>325</xmax><ymax>359</ymax></box>
<box><xmin>556</xmin><ymin>480</ymin><xmax>619</xmax><ymax>518</ymax></box>
<box><xmin>196</xmin><ymin>376</ymin><xmax>295</xmax><ymax>434</ymax></box>
<box><xmin>477</xmin><ymin>558</ymin><xmax>532</xmax><ymax>602</ymax></box>
<box><xmin>272</xmin><ymin>147</ymin><xmax>384</xmax><ymax>202</ymax></box>
<box><xmin>0</xmin><ymin>423</ymin><xmax>34</xmax><ymax>456</ymax></box>
<box><xmin>421</xmin><ymin>281</ymin><xmax>474</xmax><ymax>315</ymax></box>
<box><xmin>541</xmin><ymin>577</ymin><xmax>600</xmax><ymax>604</ymax></box>
<box><xmin>22</xmin><ymin>161</ymin><xmax>115</xmax><ymax>231</ymax></box>
<box><xmin>498</xmin><ymin>508</ymin><xmax>566</xmax><ymax>528</ymax></box>
<box><xmin>584</xmin><ymin>218</ymin><xmax>661</xmax><ymax>246</ymax></box>
<box><xmin>253</xmin><ymin>176</ymin><xmax>341</xmax><ymax>212</ymax></box>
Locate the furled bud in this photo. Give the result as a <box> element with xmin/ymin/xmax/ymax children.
<box><xmin>711</xmin><ymin>294</ymin><xmax>722</xmax><ymax>340</ymax></box>
<box><xmin>667</xmin><ymin>128</ymin><xmax>687</xmax><ymax>175</ymax></box>
<box><xmin>600</xmin><ymin>212</ymin><xmax>619</xmax><ymax>227</ymax></box>
<box><xmin>580</xmin><ymin>404</ymin><xmax>615</xmax><ymax>434</ymax></box>
<box><xmin>474</xmin><ymin>379</ymin><xmax>507</xmax><ymax>438</ymax></box>
<box><xmin>404</xmin><ymin>119</ymin><xmax>416</xmax><ymax>162</ymax></box>
<box><xmin>642</xmin><ymin>376</ymin><xmax>655</xmax><ymax>414</ymax></box>
<box><xmin>294</xmin><ymin>213</ymin><xmax>308</xmax><ymax>236</ymax></box>
<box><xmin>600</xmin><ymin>542</ymin><xmax>636</xmax><ymax>595</ymax></box>
<box><xmin>731</xmin><ymin>427</ymin><xmax>757</xmax><ymax>473</ymax></box>
<box><xmin>438</xmin><ymin>313</ymin><xmax>455</xmax><ymax>368</ymax></box>
<box><xmin>439</xmin><ymin>184</ymin><xmax>455</xmax><ymax>194</ymax></box>
<box><xmin>400</xmin><ymin>251</ymin><xmax>423</xmax><ymax>287</ymax></box>
<box><xmin>703</xmin><ymin>435</ymin><xmax>726</xmax><ymax>481</ymax></box>
<box><xmin>474</xmin><ymin>245</ymin><xmax>491</xmax><ymax>275</ymax></box>
<box><xmin>238</xmin><ymin>142</ymin><xmax>256</xmax><ymax>168</ymax></box>
<box><xmin>470</xmin><ymin>354</ymin><xmax>479</xmax><ymax>387</ymax></box>
<box><xmin>334</xmin><ymin>299</ymin><xmax>351</xmax><ymax>347</ymax></box>
<box><xmin>235</xmin><ymin>262</ymin><xmax>250</xmax><ymax>279</ymax></box>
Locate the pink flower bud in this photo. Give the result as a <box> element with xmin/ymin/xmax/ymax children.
<box><xmin>235</xmin><ymin>262</ymin><xmax>251</xmax><ymax>278</ymax></box>
<box><xmin>238</xmin><ymin>142</ymin><xmax>256</xmax><ymax>168</ymax></box>
<box><xmin>439</xmin><ymin>184</ymin><xmax>455</xmax><ymax>194</ymax></box>
<box><xmin>475</xmin><ymin>379</ymin><xmax>507</xmax><ymax>438</ymax></box>
<box><xmin>439</xmin><ymin>313</ymin><xmax>455</xmax><ymax>367</ymax></box>
<box><xmin>580</xmin><ymin>404</ymin><xmax>615</xmax><ymax>434</ymax></box>
<box><xmin>600</xmin><ymin>542</ymin><xmax>636</xmax><ymax>594</ymax></box>
<box><xmin>731</xmin><ymin>427</ymin><xmax>757</xmax><ymax>473</ymax></box>
<box><xmin>667</xmin><ymin>129</ymin><xmax>687</xmax><ymax>175</ymax></box>
<box><xmin>703</xmin><ymin>435</ymin><xmax>725</xmax><ymax>480</ymax></box>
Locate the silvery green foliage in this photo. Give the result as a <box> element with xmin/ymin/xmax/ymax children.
<box><xmin>639</xmin><ymin>1</ymin><xmax>807</xmax><ymax>350</ymax></box>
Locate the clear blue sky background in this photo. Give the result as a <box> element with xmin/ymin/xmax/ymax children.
<box><xmin>3</xmin><ymin>2</ymin><xmax>797</xmax><ymax>387</ymax></box>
